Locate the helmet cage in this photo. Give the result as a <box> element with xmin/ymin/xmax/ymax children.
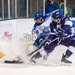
<box><xmin>52</xmin><ymin>11</ymin><xmax>62</xmax><ymax>19</ymax></box>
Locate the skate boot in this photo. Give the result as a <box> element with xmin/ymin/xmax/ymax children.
<box><xmin>30</xmin><ymin>55</ymin><xmax>36</xmax><ymax>64</ymax></box>
<box><xmin>43</xmin><ymin>52</ymin><xmax>49</xmax><ymax>60</ymax></box>
<box><xmin>61</xmin><ymin>54</ymin><xmax>72</xmax><ymax>64</ymax></box>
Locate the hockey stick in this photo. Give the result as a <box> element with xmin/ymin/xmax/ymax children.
<box><xmin>4</xmin><ymin>33</ymin><xmax>59</xmax><ymax>64</ymax></box>
<box><xmin>27</xmin><ymin>37</ymin><xmax>59</xmax><ymax>56</ymax></box>
<box><xmin>4</xmin><ymin>37</ymin><xmax>59</xmax><ymax>64</ymax></box>
<box><xmin>27</xmin><ymin>27</ymin><xmax>71</xmax><ymax>57</ymax></box>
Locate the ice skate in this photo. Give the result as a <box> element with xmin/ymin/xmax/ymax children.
<box><xmin>43</xmin><ymin>52</ymin><xmax>49</xmax><ymax>60</ymax></box>
<box><xmin>30</xmin><ymin>55</ymin><xmax>36</xmax><ymax>64</ymax></box>
<box><xmin>61</xmin><ymin>54</ymin><xmax>72</xmax><ymax>64</ymax></box>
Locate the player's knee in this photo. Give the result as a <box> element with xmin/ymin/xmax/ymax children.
<box><xmin>68</xmin><ymin>46</ymin><xmax>75</xmax><ymax>53</ymax></box>
<box><xmin>38</xmin><ymin>47</ymin><xmax>47</xmax><ymax>57</ymax></box>
<box><xmin>44</xmin><ymin>44</ymin><xmax>56</xmax><ymax>53</ymax></box>
<box><xmin>71</xmin><ymin>41</ymin><xmax>75</xmax><ymax>47</ymax></box>
<box><xmin>27</xmin><ymin>45</ymin><xmax>38</xmax><ymax>54</ymax></box>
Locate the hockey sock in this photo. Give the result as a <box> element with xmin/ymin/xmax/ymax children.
<box><xmin>33</xmin><ymin>48</ymin><xmax>47</xmax><ymax>59</ymax></box>
<box><xmin>65</xmin><ymin>49</ymin><xmax>73</xmax><ymax>58</ymax></box>
<box><xmin>65</xmin><ymin>46</ymin><xmax>75</xmax><ymax>58</ymax></box>
<box><xmin>33</xmin><ymin>52</ymin><xmax>42</xmax><ymax>59</ymax></box>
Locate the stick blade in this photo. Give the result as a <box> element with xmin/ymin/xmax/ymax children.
<box><xmin>4</xmin><ymin>60</ymin><xmax>23</xmax><ymax>64</ymax></box>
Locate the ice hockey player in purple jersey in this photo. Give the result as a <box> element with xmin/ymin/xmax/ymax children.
<box><xmin>30</xmin><ymin>11</ymin><xmax>75</xmax><ymax>64</ymax></box>
<box><xmin>27</xmin><ymin>9</ymin><xmax>63</xmax><ymax>55</ymax></box>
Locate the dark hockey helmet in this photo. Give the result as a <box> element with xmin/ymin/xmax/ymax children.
<box><xmin>34</xmin><ymin>12</ymin><xmax>43</xmax><ymax>20</ymax></box>
<box><xmin>52</xmin><ymin>11</ymin><xmax>62</xmax><ymax>19</ymax></box>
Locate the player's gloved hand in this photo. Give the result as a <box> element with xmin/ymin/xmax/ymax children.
<box><xmin>58</xmin><ymin>32</ymin><xmax>65</xmax><ymax>40</ymax></box>
<box><xmin>32</xmin><ymin>29</ymin><xmax>35</xmax><ymax>35</ymax></box>
<box><xmin>58</xmin><ymin>31</ymin><xmax>69</xmax><ymax>40</ymax></box>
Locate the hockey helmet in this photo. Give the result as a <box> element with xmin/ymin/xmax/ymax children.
<box><xmin>34</xmin><ymin>12</ymin><xmax>43</xmax><ymax>20</ymax></box>
<box><xmin>52</xmin><ymin>11</ymin><xmax>62</xmax><ymax>19</ymax></box>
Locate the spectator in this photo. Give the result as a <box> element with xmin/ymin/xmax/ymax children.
<box><xmin>20</xmin><ymin>0</ymin><xmax>27</xmax><ymax>17</ymax></box>
<box><xmin>60</xmin><ymin>0</ymin><xmax>69</xmax><ymax>16</ymax></box>
<box><xmin>45</xmin><ymin>0</ymin><xmax>60</xmax><ymax>14</ymax></box>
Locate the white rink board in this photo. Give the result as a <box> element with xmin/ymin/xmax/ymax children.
<box><xmin>16</xmin><ymin>19</ymin><xmax>35</xmax><ymax>43</ymax></box>
<box><xmin>0</xmin><ymin>19</ymin><xmax>35</xmax><ymax>43</ymax></box>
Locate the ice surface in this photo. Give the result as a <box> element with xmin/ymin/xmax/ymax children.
<box><xmin>0</xmin><ymin>63</ymin><xmax>75</xmax><ymax>75</ymax></box>
<box><xmin>0</xmin><ymin>42</ymin><xmax>75</xmax><ymax>75</ymax></box>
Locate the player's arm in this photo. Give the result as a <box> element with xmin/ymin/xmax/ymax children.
<box><xmin>56</xmin><ymin>20</ymin><xmax>73</xmax><ymax>40</ymax></box>
<box><xmin>32</xmin><ymin>24</ymin><xmax>37</xmax><ymax>35</ymax></box>
<box><xmin>62</xmin><ymin>20</ymin><xmax>73</xmax><ymax>36</ymax></box>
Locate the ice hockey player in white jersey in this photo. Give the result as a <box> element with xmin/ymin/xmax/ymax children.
<box><xmin>30</xmin><ymin>10</ymin><xmax>75</xmax><ymax>64</ymax></box>
<box><xmin>27</xmin><ymin>12</ymin><xmax>51</xmax><ymax>60</ymax></box>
